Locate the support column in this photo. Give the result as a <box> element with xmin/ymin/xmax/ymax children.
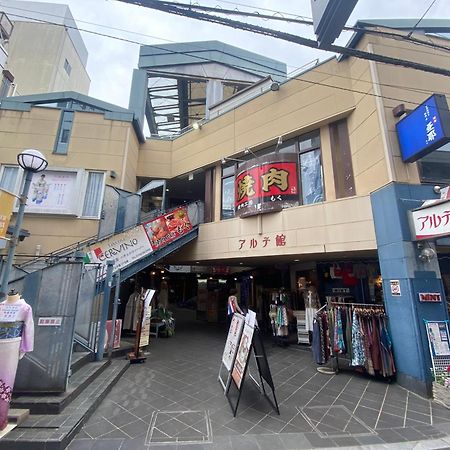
<box><xmin>371</xmin><ymin>183</ymin><xmax>449</xmax><ymax>396</ymax></box>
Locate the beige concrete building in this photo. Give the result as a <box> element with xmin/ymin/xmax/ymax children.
<box><xmin>2</xmin><ymin>19</ymin><xmax>450</xmax><ymax>396</ymax></box>
<box><xmin>0</xmin><ymin>0</ymin><xmax>90</xmax><ymax>96</ymax></box>
<box><xmin>0</xmin><ymin>21</ymin><xmax>449</xmax><ymax>264</ymax></box>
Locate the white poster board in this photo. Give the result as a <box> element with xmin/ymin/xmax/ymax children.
<box><xmin>426</xmin><ymin>321</ymin><xmax>450</xmax><ymax>357</ymax></box>
<box><xmin>222</xmin><ymin>313</ymin><xmax>245</xmax><ymax>371</ymax></box>
<box><xmin>232</xmin><ymin>322</ymin><xmax>255</xmax><ymax>390</ymax></box>
<box><xmin>26</xmin><ymin>170</ymin><xmax>78</xmax><ymax>215</ymax></box>
<box><xmin>140</xmin><ymin>289</ymin><xmax>156</xmax><ymax>348</ymax></box>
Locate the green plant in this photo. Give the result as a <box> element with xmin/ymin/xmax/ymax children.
<box><xmin>153</xmin><ymin>307</ymin><xmax>175</xmax><ymax>337</ymax></box>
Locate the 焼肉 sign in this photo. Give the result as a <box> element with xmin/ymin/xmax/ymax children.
<box><xmin>235</xmin><ymin>154</ymin><xmax>299</xmax><ymax>218</ymax></box>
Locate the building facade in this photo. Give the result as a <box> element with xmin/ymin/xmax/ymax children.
<box><xmin>0</xmin><ymin>0</ymin><xmax>90</xmax><ymax>96</ymax></box>
<box><xmin>1</xmin><ymin>20</ymin><xmax>450</xmax><ymax>395</ymax></box>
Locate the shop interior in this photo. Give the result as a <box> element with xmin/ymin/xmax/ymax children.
<box><xmin>112</xmin><ymin>259</ymin><xmax>384</xmax><ymax>347</ymax></box>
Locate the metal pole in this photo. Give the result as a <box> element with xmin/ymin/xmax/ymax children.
<box><xmin>108</xmin><ymin>272</ymin><xmax>121</xmax><ymax>360</ymax></box>
<box><xmin>0</xmin><ymin>170</ymin><xmax>33</xmax><ymax>296</ymax></box>
<box><xmin>96</xmin><ymin>260</ymin><xmax>114</xmax><ymax>361</ymax></box>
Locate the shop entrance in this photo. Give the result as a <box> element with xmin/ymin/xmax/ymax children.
<box><xmin>113</xmin><ymin>259</ymin><xmax>384</xmax><ymax>350</ymax></box>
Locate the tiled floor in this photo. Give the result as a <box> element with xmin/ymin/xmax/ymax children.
<box><xmin>67</xmin><ymin>316</ymin><xmax>450</xmax><ymax>449</ymax></box>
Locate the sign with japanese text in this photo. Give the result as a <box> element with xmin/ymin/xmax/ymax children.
<box><xmin>106</xmin><ymin>319</ymin><xmax>122</xmax><ymax>348</ymax></box>
<box><xmin>426</xmin><ymin>321</ymin><xmax>450</xmax><ymax>356</ymax></box>
<box><xmin>83</xmin><ymin>225</ymin><xmax>153</xmax><ymax>279</ymax></box>
<box><xmin>235</xmin><ymin>154</ymin><xmax>299</xmax><ymax>218</ymax></box>
<box><xmin>419</xmin><ymin>292</ymin><xmax>442</xmax><ymax>303</ymax></box>
<box><xmin>222</xmin><ymin>313</ymin><xmax>245</xmax><ymax>371</ymax></box>
<box><xmin>0</xmin><ymin>303</ymin><xmax>20</xmax><ymax>322</ymax></box>
<box><xmin>143</xmin><ymin>207</ymin><xmax>192</xmax><ymax>250</ymax></box>
<box><xmin>0</xmin><ymin>188</ymin><xmax>14</xmax><ymax>240</ymax></box>
<box><xmin>410</xmin><ymin>199</ymin><xmax>450</xmax><ymax>240</ymax></box>
<box><xmin>231</xmin><ymin>322</ymin><xmax>254</xmax><ymax>389</ymax></box>
<box><xmin>38</xmin><ymin>317</ymin><xmax>63</xmax><ymax>327</ymax></box>
<box><xmin>396</xmin><ymin>94</ymin><xmax>450</xmax><ymax>163</ymax></box>
<box><xmin>140</xmin><ymin>289</ymin><xmax>155</xmax><ymax>348</ymax></box>
<box><xmin>26</xmin><ymin>170</ymin><xmax>78</xmax><ymax>215</ymax></box>
<box><xmin>237</xmin><ymin>233</ymin><xmax>288</xmax><ymax>251</ymax></box>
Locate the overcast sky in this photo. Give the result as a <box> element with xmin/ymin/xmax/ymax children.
<box><xmin>4</xmin><ymin>0</ymin><xmax>450</xmax><ymax>107</ymax></box>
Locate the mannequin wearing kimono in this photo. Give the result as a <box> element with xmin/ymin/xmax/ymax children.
<box><xmin>0</xmin><ymin>291</ymin><xmax>34</xmax><ymax>430</ymax></box>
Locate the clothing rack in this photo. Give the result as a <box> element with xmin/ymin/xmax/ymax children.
<box><xmin>327</xmin><ymin>302</ymin><xmax>393</xmax><ymax>378</ymax></box>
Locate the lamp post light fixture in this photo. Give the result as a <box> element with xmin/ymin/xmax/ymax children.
<box><xmin>0</xmin><ymin>149</ymin><xmax>48</xmax><ymax>296</ymax></box>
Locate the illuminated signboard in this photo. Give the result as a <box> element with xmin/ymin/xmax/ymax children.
<box><xmin>235</xmin><ymin>154</ymin><xmax>299</xmax><ymax>218</ymax></box>
<box><xmin>396</xmin><ymin>94</ymin><xmax>450</xmax><ymax>163</ymax></box>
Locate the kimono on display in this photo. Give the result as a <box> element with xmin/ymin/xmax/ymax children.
<box><xmin>0</xmin><ymin>293</ymin><xmax>34</xmax><ymax>431</ymax></box>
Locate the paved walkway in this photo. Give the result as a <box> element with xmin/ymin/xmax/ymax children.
<box><xmin>68</xmin><ymin>317</ymin><xmax>450</xmax><ymax>450</ymax></box>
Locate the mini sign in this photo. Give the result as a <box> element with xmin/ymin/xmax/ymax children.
<box><xmin>38</xmin><ymin>317</ymin><xmax>63</xmax><ymax>327</ymax></box>
<box><xmin>390</xmin><ymin>280</ymin><xmax>401</xmax><ymax>296</ymax></box>
<box><xmin>419</xmin><ymin>292</ymin><xmax>442</xmax><ymax>303</ymax></box>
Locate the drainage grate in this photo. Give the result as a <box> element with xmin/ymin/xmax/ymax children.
<box><xmin>146</xmin><ymin>410</ymin><xmax>212</xmax><ymax>445</ymax></box>
<box><xmin>298</xmin><ymin>405</ymin><xmax>376</xmax><ymax>438</ymax></box>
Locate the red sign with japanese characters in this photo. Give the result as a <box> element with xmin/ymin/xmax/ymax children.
<box><xmin>143</xmin><ymin>207</ymin><xmax>192</xmax><ymax>250</ymax></box>
<box><xmin>235</xmin><ymin>154</ymin><xmax>299</xmax><ymax>217</ymax></box>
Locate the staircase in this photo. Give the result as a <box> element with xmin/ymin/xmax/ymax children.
<box><xmin>0</xmin><ymin>352</ymin><xmax>129</xmax><ymax>450</ymax></box>
<box><xmin>0</xmin><ymin>201</ymin><xmax>204</xmax><ymax>449</ymax></box>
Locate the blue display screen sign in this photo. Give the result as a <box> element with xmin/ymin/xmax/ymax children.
<box><xmin>396</xmin><ymin>94</ymin><xmax>450</xmax><ymax>163</ymax></box>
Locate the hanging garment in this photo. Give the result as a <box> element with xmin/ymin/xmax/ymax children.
<box><xmin>0</xmin><ymin>298</ymin><xmax>34</xmax><ymax>430</ymax></box>
<box><xmin>333</xmin><ymin>308</ymin><xmax>346</xmax><ymax>354</ymax></box>
<box><xmin>123</xmin><ymin>292</ymin><xmax>140</xmax><ymax>331</ymax></box>
<box><xmin>370</xmin><ymin>315</ymin><xmax>381</xmax><ymax>373</ymax></box>
<box><xmin>321</xmin><ymin>312</ymin><xmax>331</xmax><ymax>363</ymax></box>
<box><xmin>351</xmin><ymin>309</ymin><xmax>365</xmax><ymax>366</ymax></box>
<box><xmin>269</xmin><ymin>304</ymin><xmax>277</xmax><ymax>336</ymax></box>
<box><xmin>379</xmin><ymin>317</ymin><xmax>396</xmax><ymax>377</ymax></box>
<box><xmin>361</xmin><ymin>316</ymin><xmax>375</xmax><ymax>376</ymax></box>
<box><xmin>312</xmin><ymin>318</ymin><xmax>323</xmax><ymax>364</ymax></box>
<box><xmin>345</xmin><ymin>307</ymin><xmax>353</xmax><ymax>358</ymax></box>
<box><xmin>276</xmin><ymin>306</ymin><xmax>289</xmax><ymax>337</ymax></box>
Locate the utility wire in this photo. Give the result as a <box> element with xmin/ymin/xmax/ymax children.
<box><xmin>115</xmin><ymin>0</ymin><xmax>450</xmax><ymax>55</ymax></box>
<box><xmin>407</xmin><ymin>0</ymin><xmax>438</xmax><ymax>38</ymax></box>
<box><xmin>3</xmin><ymin>1</ymin><xmax>450</xmax><ymax>65</ymax></box>
<box><xmin>2</xmin><ymin>5</ymin><xmax>449</xmax><ymax>110</ymax></box>
<box><xmin>115</xmin><ymin>0</ymin><xmax>450</xmax><ymax>78</ymax></box>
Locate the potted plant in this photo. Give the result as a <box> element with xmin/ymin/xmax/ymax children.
<box><xmin>153</xmin><ymin>307</ymin><xmax>175</xmax><ymax>337</ymax></box>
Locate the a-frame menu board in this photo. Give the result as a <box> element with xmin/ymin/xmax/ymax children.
<box><xmin>225</xmin><ymin>315</ymin><xmax>279</xmax><ymax>417</ymax></box>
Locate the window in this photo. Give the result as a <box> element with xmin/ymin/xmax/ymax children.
<box><xmin>419</xmin><ymin>142</ymin><xmax>450</xmax><ymax>184</ymax></box>
<box><xmin>300</xmin><ymin>149</ymin><xmax>324</xmax><ymax>204</ymax></box>
<box><xmin>82</xmin><ymin>172</ymin><xmax>105</xmax><ymax>218</ymax></box>
<box><xmin>221</xmin><ymin>164</ymin><xmax>236</xmax><ymax>219</ymax></box>
<box><xmin>298</xmin><ymin>131</ymin><xmax>323</xmax><ymax>205</ymax></box>
<box><xmin>54</xmin><ymin>110</ymin><xmax>74</xmax><ymax>154</ymax></box>
<box><xmin>329</xmin><ymin>119</ymin><xmax>355</xmax><ymax>199</ymax></box>
<box><xmin>63</xmin><ymin>58</ymin><xmax>72</xmax><ymax>76</ymax></box>
<box><xmin>0</xmin><ymin>166</ymin><xmax>20</xmax><ymax>193</ymax></box>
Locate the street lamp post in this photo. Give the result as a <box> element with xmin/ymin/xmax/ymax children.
<box><xmin>0</xmin><ymin>149</ymin><xmax>48</xmax><ymax>297</ymax></box>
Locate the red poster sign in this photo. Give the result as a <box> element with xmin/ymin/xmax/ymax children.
<box><xmin>143</xmin><ymin>207</ymin><xmax>192</xmax><ymax>250</ymax></box>
<box><xmin>235</xmin><ymin>154</ymin><xmax>299</xmax><ymax>217</ymax></box>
